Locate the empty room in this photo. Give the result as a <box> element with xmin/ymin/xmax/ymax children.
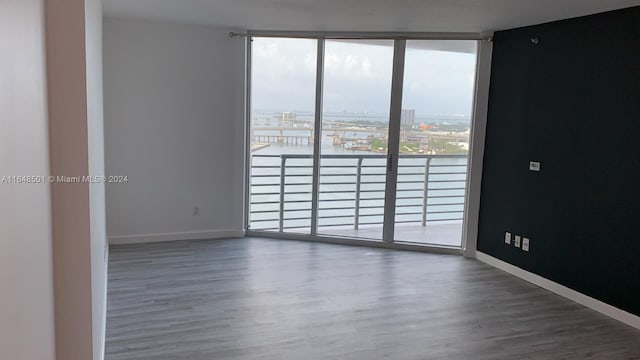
<box><xmin>2</xmin><ymin>1</ymin><xmax>640</xmax><ymax>359</ymax></box>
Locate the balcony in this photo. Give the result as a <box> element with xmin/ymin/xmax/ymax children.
<box><xmin>249</xmin><ymin>153</ymin><xmax>468</xmax><ymax>248</ymax></box>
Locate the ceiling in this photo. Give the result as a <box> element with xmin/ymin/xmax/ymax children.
<box><xmin>102</xmin><ymin>0</ymin><xmax>640</xmax><ymax>33</ymax></box>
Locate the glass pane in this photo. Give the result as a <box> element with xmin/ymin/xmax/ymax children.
<box><xmin>248</xmin><ymin>38</ymin><xmax>317</xmax><ymax>233</ymax></box>
<box><xmin>393</xmin><ymin>40</ymin><xmax>477</xmax><ymax>246</ymax></box>
<box><xmin>317</xmin><ymin>40</ymin><xmax>394</xmax><ymax>240</ymax></box>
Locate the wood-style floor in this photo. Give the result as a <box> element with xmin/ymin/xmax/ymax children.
<box><xmin>105</xmin><ymin>238</ymin><xmax>640</xmax><ymax>360</ymax></box>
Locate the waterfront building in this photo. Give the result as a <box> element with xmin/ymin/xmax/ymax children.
<box><xmin>401</xmin><ymin>108</ymin><xmax>415</xmax><ymax>129</ymax></box>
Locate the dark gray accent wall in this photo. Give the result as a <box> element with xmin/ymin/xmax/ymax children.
<box><xmin>478</xmin><ymin>6</ymin><xmax>640</xmax><ymax>316</ymax></box>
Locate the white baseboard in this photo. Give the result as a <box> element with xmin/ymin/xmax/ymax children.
<box><xmin>99</xmin><ymin>248</ymin><xmax>108</xmax><ymax>360</ymax></box>
<box><xmin>108</xmin><ymin>229</ymin><xmax>245</xmax><ymax>245</ymax></box>
<box><xmin>476</xmin><ymin>251</ymin><xmax>640</xmax><ymax>330</ymax></box>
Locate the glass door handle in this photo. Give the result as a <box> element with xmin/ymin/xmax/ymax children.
<box><xmin>387</xmin><ymin>154</ymin><xmax>393</xmax><ymax>173</ymax></box>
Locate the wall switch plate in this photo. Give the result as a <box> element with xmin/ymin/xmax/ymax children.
<box><xmin>522</xmin><ymin>238</ymin><xmax>530</xmax><ymax>251</ymax></box>
<box><xmin>505</xmin><ymin>232</ymin><xmax>511</xmax><ymax>244</ymax></box>
<box><xmin>529</xmin><ymin>161</ymin><xmax>541</xmax><ymax>171</ymax></box>
<box><xmin>514</xmin><ymin>235</ymin><xmax>521</xmax><ymax>248</ymax></box>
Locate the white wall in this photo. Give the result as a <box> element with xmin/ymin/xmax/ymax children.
<box><xmin>0</xmin><ymin>1</ymin><xmax>56</xmax><ymax>359</ymax></box>
<box><xmin>104</xmin><ymin>18</ymin><xmax>245</xmax><ymax>244</ymax></box>
<box><xmin>85</xmin><ymin>0</ymin><xmax>108</xmax><ymax>359</ymax></box>
<box><xmin>46</xmin><ymin>0</ymin><xmax>108</xmax><ymax>359</ymax></box>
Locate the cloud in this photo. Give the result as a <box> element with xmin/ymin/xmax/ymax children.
<box><xmin>251</xmin><ymin>37</ymin><xmax>477</xmax><ymax>117</ymax></box>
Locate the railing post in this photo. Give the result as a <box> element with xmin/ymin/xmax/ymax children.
<box><xmin>279</xmin><ymin>156</ymin><xmax>286</xmax><ymax>232</ymax></box>
<box><xmin>248</xmin><ymin>155</ymin><xmax>254</xmax><ymax>229</ymax></box>
<box><xmin>354</xmin><ymin>157</ymin><xmax>363</xmax><ymax>230</ymax></box>
<box><xmin>422</xmin><ymin>157</ymin><xmax>432</xmax><ymax>227</ymax></box>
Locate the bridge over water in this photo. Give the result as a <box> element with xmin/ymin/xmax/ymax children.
<box><xmin>250</xmin><ymin>126</ymin><xmax>468</xmax><ymax>145</ymax></box>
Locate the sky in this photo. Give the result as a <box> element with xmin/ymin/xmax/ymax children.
<box><xmin>251</xmin><ymin>38</ymin><xmax>477</xmax><ymax>117</ymax></box>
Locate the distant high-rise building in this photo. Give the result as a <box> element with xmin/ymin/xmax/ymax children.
<box><xmin>401</xmin><ymin>109</ymin><xmax>415</xmax><ymax>129</ymax></box>
<box><xmin>282</xmin><ymin>112</ymin><xmax>296</xmax><ymax>124</ymax></box>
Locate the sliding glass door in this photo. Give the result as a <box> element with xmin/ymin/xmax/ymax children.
<box><xmin>393</xmin><ymin>40</ymin><xmax>478</xmax><ymax>247</ymax></box>
<box><xmin>248</xmin><ymin>38</ymin><xmax>317</xmax><ymax>233</ymax></box>
<box><xmin>247</xmin><ymin>35</ymin><xmax>479</xmax><ymax>248</ymax></box>
<box><xmin>317</xmin><ymin>40</ymin><xmax>394</xmax><ymax>240</ymax></box>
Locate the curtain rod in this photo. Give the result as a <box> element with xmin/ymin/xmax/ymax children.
<box><xmin>229</xmin><ymin>31</ymin><xmax>493</xmax><ymax>41</ymax></box>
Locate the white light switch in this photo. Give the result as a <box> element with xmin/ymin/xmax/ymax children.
<box><xmin>514</xmin><ymin>235</ymin><xmax>521</xmax><ymax>248</ymax></box>
<box><xmin>522</xmin><ymin>238</ymin><xmax>530</xmax><ymax>252</ymax></box>
<box><xmin>529</xmin><ymin>161</ymin><xmax>541</xmax><ymax>171</ymax></box>
<box><xmin>505</xmin><ymin>232</ymin><xmax>511</xmax><ymax>244</ymax></box>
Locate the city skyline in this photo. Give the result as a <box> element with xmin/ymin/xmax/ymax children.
<box><xmin>251</xmin><ymin>109</ymin><xmax>471</xmax><ymax>124</ymax></box>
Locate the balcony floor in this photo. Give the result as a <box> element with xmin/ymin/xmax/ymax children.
<box><xmin>320</xmin><ymin>221</ymin><xmax>463</xmax><ymax>247</ymax></box>
<box><xmin>262</xmin><ymin>221</ymin><xmax>463</xmax><ymax>248</ymax></box>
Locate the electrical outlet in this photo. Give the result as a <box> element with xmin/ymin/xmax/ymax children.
<box><xmin>522</xmin><ymin>238</ymin><xmax>530</xmax><ymax>252</ymax></box>
<box><xmin>505</xmin><ymin>232</ymin><xmax>511</xmax><ymax>244</ymax></box>
<box><xmin>529</xmin><ymin>161</ymin><xmax>541</xmax><ymax>172</ymax></box>
<box><xmin>514</xmin><ymin>235</ymin><xmax>521</xmax><ymax>248</ymax></box>
<box><xmin>193</xmin><ymin>206</ymin><xmax>200</xmax><ymax>216</ymax></box>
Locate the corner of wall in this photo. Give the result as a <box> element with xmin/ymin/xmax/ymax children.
<box><xmin>463</xmin><ymin>35</ymin><xmax>493</xmax><ymax>258</ymax></box>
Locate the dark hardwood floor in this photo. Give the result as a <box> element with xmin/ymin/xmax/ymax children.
<box><xmin>105</xmin><ymin>237</ymin><xmax>640</xmax><ymax>359</ymax></box>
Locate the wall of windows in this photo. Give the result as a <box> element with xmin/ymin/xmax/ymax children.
<box><xmin>247</xmin><ymin>35</ymin><xmax>480</xmax><ymax>249</ymax></box>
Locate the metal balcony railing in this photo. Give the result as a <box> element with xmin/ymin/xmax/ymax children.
<box><xmin>249</xmin><ymin>154</ymin><xmax>468</xmax><ymax>232</ymax></box>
